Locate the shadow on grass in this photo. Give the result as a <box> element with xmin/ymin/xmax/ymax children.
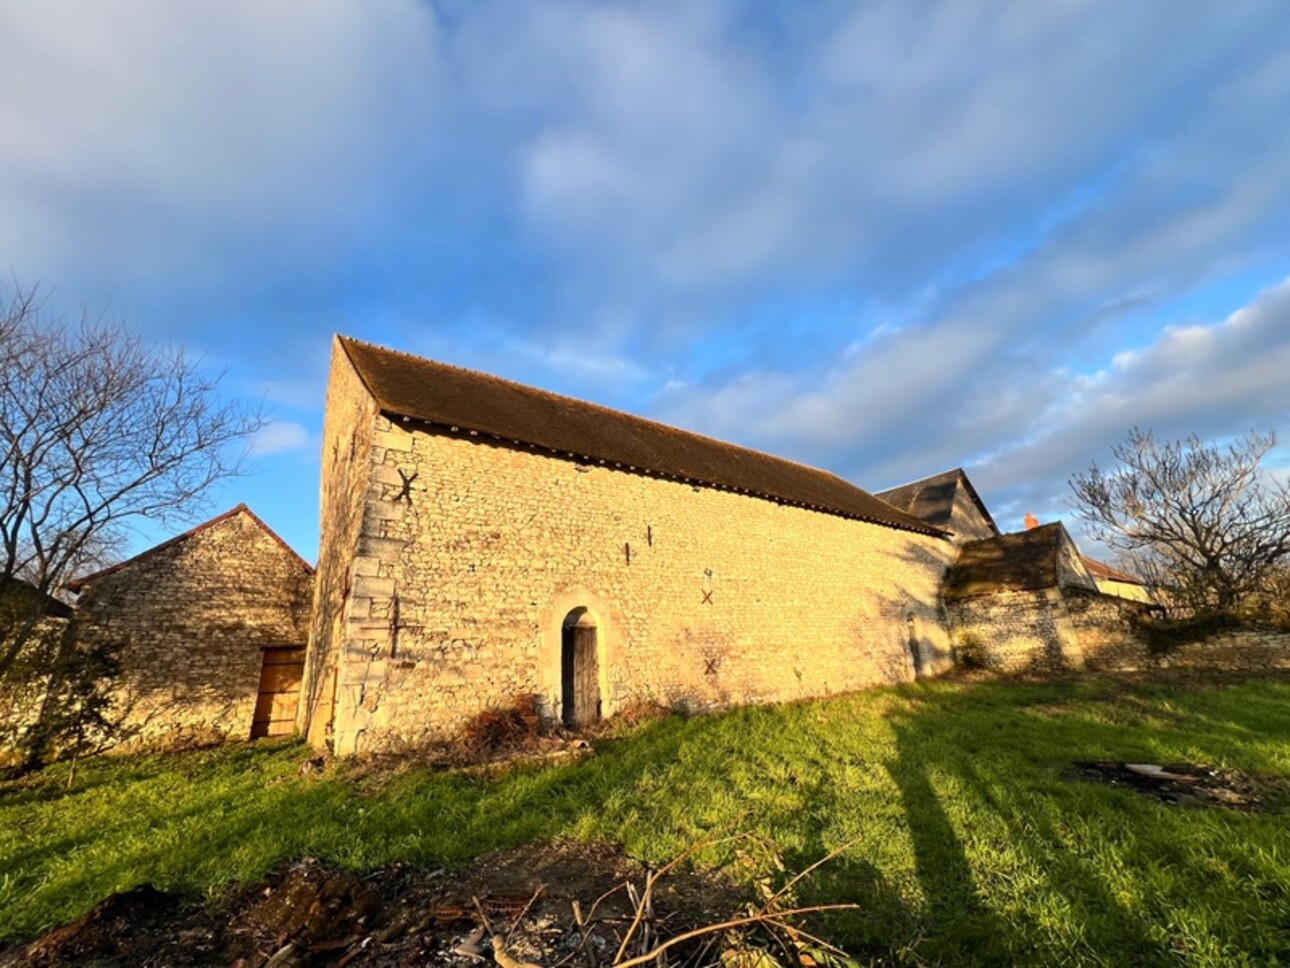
<box><xmin>4</xmin><ymin>677</ymin><xmax>1290</xmax><ymax>962</ymax></box>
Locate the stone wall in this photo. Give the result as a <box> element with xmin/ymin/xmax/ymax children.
<box><xmin>947</xmin><ymin>589</ymin><xmax>1083</xmax><ymax>673</ymax></box>
<box><xmin>300</xmin><ymin>339</ymin><xmax>381</xmax><ymax>747</ymax></box>
<box><xmin>307</xmin><ymin>389</ymin><xmax>957</xmax><ymax>754</ymax></box>
<box><xmin>1157</xmin><ymin>628</ymin><xmax>1290</xmax><ymax>671</ymax></box>
<box><xmin>947</xmin><ymin>586</ymin><xmax>1290</xmax><ymax>677</ymax></box>
<box><xmin>1065</xmin><ymin>591</ymin><xmax>1152</xmax><ymax>670</ymax></box>
<box><xmin>75</xmin><ymin>508</ymin><xmax>314</xmax><ymax>749</ymax></box>
<box><xmin>948</xmin><ymin>587</ymin><xmax>1160</xmax><ymax>673</ymax></box>
<box><xmin>0</xmin><ymin>616</ymin><xmax>71</xmax><ymax>762</ymax></box>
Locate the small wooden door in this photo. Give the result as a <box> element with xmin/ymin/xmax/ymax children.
<box><xmin>561</xmin><ymin>621</ymin><xmax>600</xmax><ymax>728</ymax></box>
<box><xmin>251</xmin><ymin>646</ymin><xmax>306</xmax><ymax>739</ymax></box>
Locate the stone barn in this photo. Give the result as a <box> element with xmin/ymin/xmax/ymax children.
<box><xmin>300</xmin><ymin>336</ymin><xmax>959</xmax><ymax>755</ymax></box>
<box><xmin>67</xmin><ymin>504</ymin><xmax>315</xmax><ymax>748</ymax></box>
<box><xmin>877</xmin><ymin>469</ymin><xmax>1160</xmax><ymax>673</ymax></box>
<box><xmin>942</xmin><ymin>521</ymin><xmax>1156</xmax><ymax>672</ymax></box>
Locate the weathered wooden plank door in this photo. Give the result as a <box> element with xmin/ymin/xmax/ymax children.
<box><xmin>251</xmin><ymin>646</ymin><xmax>306</xmax><ymax>739</ymax></box>
<box><xmin>561</xmin><ymin>624</ymin><xmax>600</xmax><ymax>728</ymax></box>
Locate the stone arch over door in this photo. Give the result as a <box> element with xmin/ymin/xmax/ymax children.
<box><xmin>539</xmin><ymin>587</ymin><xmax>618</xmax><ymax>724</ymax></box>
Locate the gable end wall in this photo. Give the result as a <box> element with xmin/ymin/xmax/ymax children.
<box><xmin>74</xmin><ymin>511</ymin><xmax>313</xmax><ymax>748</ymax></box>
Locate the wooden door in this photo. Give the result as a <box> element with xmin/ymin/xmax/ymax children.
<box><xmin>251</xmin><ymin>646</ymin><xmax>306</xmax><ymax>739</ymax></box>
<box><xmin>561</xmin><ymin>625</ymin><xmax>600</xmax><ymax>728</ymax></box>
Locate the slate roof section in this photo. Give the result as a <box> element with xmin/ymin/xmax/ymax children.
<box><xmin>945</xmin><ymin>522</ymin><xmax>1089</xmax><ymax>600</ymax></box>
<box><xmin>876</xmin><ymin>468</ymin><xmax>999</xmax><ymax>536</ymax></box>
<box><xmin>1082</xmin><ymin>556</ymin><xmax>1146</xmax><ymax>585</ymax></box>
<box><xmin>66</xmin><ymin>504</ymin><xmax>314</xmax><ymax>592</ymax></box>
<box><xmin>338</xmin><ymin>336</ymin><xmax>946</xmax><ymax>537</ymax></box>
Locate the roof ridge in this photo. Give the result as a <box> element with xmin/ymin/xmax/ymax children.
<box><xmin>66</xmin><ymin>504</ymin><xmax>312</xmax><ymax>591</ymax></box>
<box><xmin>875</xmin><ymin>467</ymin><xmax>962</xmax><ymax>494</ymax></box>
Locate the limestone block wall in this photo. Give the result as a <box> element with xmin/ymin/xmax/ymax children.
<box><xmin>314</xmin><ymin>417</ymin><xmax>956</xmax><ymax>754</ymax></box>
<box><xmin>947</xmin><ymin>590</ymin><xmax>1084</xmax><ymax>673</ymax></box>
<box><xmin>948</xmin><ymin>586</ymin><xmax>1176</xmax><ymax>675</ymax></box>
<box><xmin>1065</xmin><ymin>592</ymin><xmax>1152</xmax><ymax>670</ymax></box>
<box><xmin>300</xmin><ymin>339</ymin><xmax>381</xmax><ymax>746</ymax></box>
<box><xmin>0</xmin><ymin>617</ymin><xmax>71</xmax><ymax>761</ymax></box>
<box><xmin>75</xmin><ymin>510</ymin><xmax>314</xmax><ymax>749</ymax></box>
<box><xmin>1159</xmin><ymin>629</ymin><xmax>1290</xmax><ymax>671</ymax></box>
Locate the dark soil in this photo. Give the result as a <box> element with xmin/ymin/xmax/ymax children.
<box><xmin>1</xmin><ymin>841</ymin><xmax>744</xmax><ymax>968</ymax></box>
<box><xmin>1066</xmin><ymin>761</ymin><xmax>1290</xmax><ymax>811</ymax></box>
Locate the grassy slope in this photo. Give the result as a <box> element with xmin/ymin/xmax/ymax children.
<box><xmin>3</xmin><ymin>677</ymin><xmax>1289</xmax><ymax>966</ymax></box>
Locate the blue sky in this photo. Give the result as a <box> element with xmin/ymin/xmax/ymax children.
<box><xmin>3</xmin><ymin>1</ymin><xmax>1290</xmax><ymax>563</ymax></box>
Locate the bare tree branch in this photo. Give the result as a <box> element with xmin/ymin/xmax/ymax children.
<box><xmin>1069</xmin><ymin>428</ymin><xmax>1290</xmax><ymax>613</ymax></box>
<box><xmin>0</xmin><ymin>282</ymin><xmax>263</xmax><ymax>677</ymax></box>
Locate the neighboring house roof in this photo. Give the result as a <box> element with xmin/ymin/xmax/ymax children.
<box><xmin>0</xmin><ymin>577</ymin><xmax>73</xmax><ymax>619</ymax></box>
<box><xmin>338</xmin><ymin>336</ymin><xmax>946</xmax><ymax>537</ymax></box>
<box><xmin>1081</xmin><ymin>556</ymin><xmax>1146</xmax><ymax>586</ymax></box>
<box><xmin>66</xmin><ymin>504</ymin><xmax>314</xmax><ymax>592</ymax></box>
<box><xmin>875</xmin><ymin>468</ymin><xmax>999</xmax><ymax>536</ymax></box>
<box><xmin>945</xmin><ymin>522</ymin><xmax>1093</xmax><ymax>600</ymax></box>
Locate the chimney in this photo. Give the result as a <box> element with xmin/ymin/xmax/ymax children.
<box><xmin>1023</xmin><ymin>512</ymin><xmax>1040</xmax><ymax>530</ymax></box>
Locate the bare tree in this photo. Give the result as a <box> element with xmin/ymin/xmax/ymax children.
<box><xmin>0</xmin><ymin>284</ymin><xmax>263</xmax><ymax>677</ymax></box>
<box><xmin>1069</xmin><ymin>428</ymin><xmax>1290</xmax><ymax>613</ymax></box>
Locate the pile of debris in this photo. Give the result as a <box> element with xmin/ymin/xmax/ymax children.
<box><xmin>1067</xmin><ymin>761</ymin><xmax>1288</xmax><ymax>811</ymax></box>
<box><xmin>5</xmin><ymin>838</ymin><xmax>855</xmax><ymax>967</ymax></box>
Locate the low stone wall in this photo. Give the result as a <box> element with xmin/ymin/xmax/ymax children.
<box><xmin>950</xmin><ymin>587</ymin><xmax>1290</xmax><ymax>677</ymax></box>
<box><xmin>1064</xmin><ymin>591</ymin><xmax>1152</xmax><ymax>671</ymax></box>
<box><xmin>0</xmin><ymin>617</ymin><xmax>71</xmax><ymax>764</ymax></box>
<box><xmin>1155</xmin><ymin>628</ymin><xmax>1290</xmax><ymax>672</ymax></box>
<box><xmin>948</xmin><ymin>587</ymin><xmax>1155</xmax><ymax>673</ymax></box>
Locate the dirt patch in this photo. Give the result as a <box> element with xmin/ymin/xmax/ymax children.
<box><xmin>1066</xmin><ymin>761</ymin><xmax>1290</xmax><ymax>811</ymax></box>
<box><xmin>1</xmin><ymin>841</ymin><xmax>748</xmax><ymax>967</ymax></box>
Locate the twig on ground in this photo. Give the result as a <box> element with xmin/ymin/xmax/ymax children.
<box><xmin>612</xmin><ymin>904</ymin><xmax>858</xmax><ymax>968</ymax></box>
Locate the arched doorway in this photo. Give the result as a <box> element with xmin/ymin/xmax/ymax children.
<box><xmin>561</xmin><ymin>609</ymin><xmax>601</xmax><ymax>727</ymax></box>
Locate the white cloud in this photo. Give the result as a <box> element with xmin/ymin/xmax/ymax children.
<box><xmin>249</xmin><ymin>420</ymin><xmax>313</xmax><ymax>456</ymax></box>
<box><xmin>0</xmin><ymin>1</ymin><xmax>442</xmax><ymax>296</ymax></box>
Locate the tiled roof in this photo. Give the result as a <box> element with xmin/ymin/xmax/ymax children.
<box><xmin>339</xmin><ymin>336</ymin><xmax>946</xmax><ymax>537</ymax></box>
<box><xmin>66</xmin><ymin>504</ymin><xmax>313</xmax><ymax>592</ymax></box>
<box><xmin>946</xmin><ymin>522</ymin><xmax>1085</xmax><ymax>600</ymax></box>
<box><xmin>876</xmin><ymin>468</ymin><xmax>999</xmax><ymax>535</ymax></box>
<box><xmin>1081</xmin><ymin>556</ymin><xmax>1146</xmax><ymax>585</ymax></box>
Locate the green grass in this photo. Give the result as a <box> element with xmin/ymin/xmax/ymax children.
<box><xmin>4</xmin><ymin>677</ymin><xmax>1290</xmax><ymax>965</ymax></box>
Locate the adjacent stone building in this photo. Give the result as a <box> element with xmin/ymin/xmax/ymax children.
<box><xmin>67</xmin><ymin>504</ymin><xmax>315</xmax><ymax>748</ymax></box>
<box><xmin>876</xmin><ymin>468</ymin><xmax>1000</xmax><ymax>547</ymax></box>
<box><xmin>0</xmin><ymin>580</ymin><xmax>75</xmax><ymax>762</ymax></box>
<box><xmin>941</xmin><ymin>520</ymin><xmax>1157</xmax><ymax>672</ymax></box>
<box><xmin>301</xmin><ymin>336</ymin><xmax>958</xmax><ymax>754</ymax></box>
